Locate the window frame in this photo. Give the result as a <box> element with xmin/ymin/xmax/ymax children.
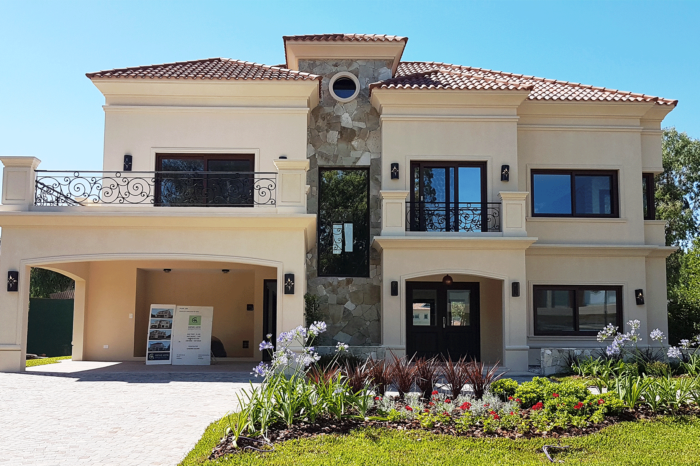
<box><xmin>642</xmin><ymin>172</ymin><xmax>656</xmax><ymax>221</ymax></box>
<box><xmin>533</xmin><ymin>285</ymin><xmax>623</xmax><ymax>336</ymax></box>
<box><xmin>316</xmin><ymin>166</ymin><xmax>371</xmax><ymax>278</ymax></box>
<box><xmin>531</xmin><ymin>169</ymin><xmax>619</xmax><ymax>218</ymax></box>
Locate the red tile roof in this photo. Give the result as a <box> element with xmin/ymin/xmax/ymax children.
<box><xmin>283</xmin><ymin>34</ymin><xmax>407</xmax><ymax>43</ymax></box>
<box><xmin>392</xmin><ymin>62</ymin><xmax>676</xmax><ymax>106</ymax></box>
<box><xmin>86</xmin><ymin>58</ymin><xmax>321</xmax><ymax>81</ymax></box>
<box><xmin>370</xmin><ymin>69</ymin><xmax>534</xmax><ymax>92</ymax></box>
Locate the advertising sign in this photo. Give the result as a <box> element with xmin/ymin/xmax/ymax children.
<box><xmin>146</xmin><ymin>304</ymin><xmax>176</xmax><ymax>365</ymax></box>
<box><xmin>172</xmin><ymin>306</ymin><xmax>213</xmax><ymax>365</ymax></box>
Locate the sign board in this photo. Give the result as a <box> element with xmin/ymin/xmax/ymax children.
<box><xmin>146</xmin><ymin>304</ymin><xmax>176</xmax><ymax>365</ymax></box>
<box><xmin>172</xmin><ymin>306</ymin><xmax>213</xmax><ymax>365</ymax></box>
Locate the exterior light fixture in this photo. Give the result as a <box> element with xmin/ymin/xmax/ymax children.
<box><xmin>442</xmin><ymin>274</ymin><xmax>453</xmax><ymax>286</ymax></box>
<box><xmin>222</xmin><ymin>269</ymin><xmax>230</xmax><ymax>273</ymax></box>
<box><xmin>123</xmin><ymin>154</ymin><xmax>133</xmax><ymax>172</ymax></box>
<box><xmin>391</xmin><ymin>163</ymin><xmax>399</xmax><ymax>180</ymax></box>
<box><xmin>512</xmin><ymin>281</ymin><xmax>520</xmax><ymax>297</ymax></box>
<box><xmin>501</xmin><ymin>165</ymin><xmax>510</xmax><ymax>182</ymax></box>
<box><xmin>7</xmin><ymin>271</ymin><xmax>19</xmax><ymax>292</ymax></box>
<box><xmin>635</xmin><ymin>289</ymin><xmax>645</xmax><ymax>305</ymax></box>
<box><xmin>284</xmin><ymin>273</ymin><xmax>295</xmax><ymax>294</ymax></box>
<box><xmin>163</xmin><ymin>269</ymin><xmax>171</xmax><ymax>273</ymax></box>
<box><xmin>279</xmin><ymin>155</ymin><xmax>288</xmax><ymax>159</ymax></box>
<box><xmin>390</xmin><ymin>281</ymin><xmax>399</xmax><ymax>296</ymax></box>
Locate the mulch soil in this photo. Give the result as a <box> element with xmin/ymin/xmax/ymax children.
<box><xmin>209</xmin><ymin>405</ymin><xmax>698</xmax><ymax>459</ymax></box>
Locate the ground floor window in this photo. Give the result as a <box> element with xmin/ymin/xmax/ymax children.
<box><xmin>533</xmin><ymin>285</ymin><xmax>622</xmax><ymax>335</ymax></box>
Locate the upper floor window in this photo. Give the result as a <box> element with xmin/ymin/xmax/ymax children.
<box><xmin>642</xmin><ymin>173</ymin><xmax>656</xmax><ymax>220</ymax></box>
<box><xmin>534</xmin><ymin>285</ymin><xmax>622</xmax><ymax>336</ymax></box>
<box><xmin>317</xmin><ymin>168</ymin><xmax>369</xmax><ymax>277</ymax></box>
<box><xmin>531</xmin><ymin>170</ymin><xmax>618</xmax><ymax>218</ymax></box>
<box><xmin>155</xmin><ymin>154</ymin><xmax>255</xmax><ymax>207</ymax></box>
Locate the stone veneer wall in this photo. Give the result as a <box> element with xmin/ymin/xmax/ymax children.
<box><xmin>300</xmin><ymin>59</ymin><xmax>392</xmax><ymax>348</ymax></box>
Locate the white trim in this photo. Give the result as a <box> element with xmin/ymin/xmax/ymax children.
<box><xmin>381</xmin><ymin>115</ymin><xmax>519</xmax><ymax>123</ymax></box>
<box><xmin>103</xmin><ymin>105</ymin><xmax>310</xmax><ymax>114</ymax></box>
<box><xmin>518</xmin><ymin>124</ymin><xmax>643</xmax><ymax>133</ymax></box>
<box><xmin>328</xmin><ymin>72</ymin><xmax>360</xmax><ymax>103</ymax></box>
<box><xmin>527</xmin><ymin>217</ymin><xmax>628</xmax><ymax>223</ymax></box>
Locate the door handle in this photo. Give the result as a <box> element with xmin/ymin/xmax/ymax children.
<box><xmin>443</xmin><ymin>317</ymin><xmax>446</xmax><ymax>329</ymax></box>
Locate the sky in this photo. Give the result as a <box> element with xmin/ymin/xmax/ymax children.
<box><xmin>0</xmin><ymin>0</ymin><xmax>698</xmax><ymax>173</ymax></box>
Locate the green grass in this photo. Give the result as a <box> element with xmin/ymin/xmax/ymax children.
<box><xmin>180</xmin><ymin>416</ymin><xmax>700</xmax><ymax>466</ymax></box>
<box><xmin>26</xmin><ymin>356</ymin><xmax>71</xmax><ymax>367</ymax></box>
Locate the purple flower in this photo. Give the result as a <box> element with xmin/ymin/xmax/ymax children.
<box><xmin>679</xmin><ymin>339</ymin><xmax>692</xmax><ymax>350</ymax></box>
<box><xmin>309</xmin><ymin>321</ymin><xmax>327</xmax><ymax>336</ymax></box>
<box><xmin>606</xmin><ymin>342</ymin><xmax>621</xmax><ymax>357</ymax></box>
<box><xmin>667</xmin><ymin>346</ymin><xmax>682</xmax><ymax>359</ymax></box>
<box><xmin>251</xmin><ymin>361</ymin><xmax>269</xmax><ymax>378</ymax></box>
<box><xmin>650</xmin><ymin>329</ymin><xmax>665</xmax><ymax>342</ymax></box>
<box><xmin>597</xmin><ymin>324</ymin><xmax>618</xmax><ymax>342</ymax></box>
<box><xmin>259</xmin><ymin>341</ymin><xmax>274</xmax><ymax>352</ymax></box>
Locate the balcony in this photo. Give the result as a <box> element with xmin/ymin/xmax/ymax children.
<box><xmin>34</xmin><ymin>170</ymin><xmax>277</xmax><ymax>207</ymax></box>
<box><xmin>406</xmin><ymin>201</ymin><xmax>501</xmax><ymax>232</ymax></box>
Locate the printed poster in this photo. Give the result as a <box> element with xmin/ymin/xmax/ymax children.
<box><xmin>172</xmin><ymin>306</ymin><xmax>213</xmax><ymax>365</ymax></box>
<box><xmin>146</xmin><ymin>304</ymin><xmax>176</xmax><ymax>365</ymax></box>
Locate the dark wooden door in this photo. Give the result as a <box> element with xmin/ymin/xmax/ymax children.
<box><xmin>406</xmin><ymin>282</ymin><xmax>480</xmax><ymax>360</ymax></box>
<box><xmin>262</xmin><ymin>280</ymin><xmax>277</xmax><ymax>362</ymax></box>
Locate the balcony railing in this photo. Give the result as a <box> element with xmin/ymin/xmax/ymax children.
<box><xmin>406</xmin><ymin>201</ymin><xmax>501</xmax><ymax>232</ymax></box>
<box><xmin>34</xmin><ymin>170</ymin><xmax>277</xmax><ymax>207</ymax></box>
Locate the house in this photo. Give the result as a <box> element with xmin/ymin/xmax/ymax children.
<box><xmin>0</xmin><ymin>34</ymin><xmax>676</xmax><ymax>373</ymax></box>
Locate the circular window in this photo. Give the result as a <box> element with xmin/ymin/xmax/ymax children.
<box><xmin>329</xmin><ymin>72</ymin><xmax>360</xmax><ymax>102</ymax></box>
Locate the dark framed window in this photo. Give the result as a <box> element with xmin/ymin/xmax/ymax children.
<box><xmin>642</xmin><ymin>173</ymin><xmax>656</xmax><ymax>220</ymax></box>
<box><xmin>317</xmin><ymin>168</ymin><xmax>370</xmax><ymax>277</ymax></box>
<box><xmin>533</xmin><ymin>285</ymin><xmax>622</xmax><ymax>336</ymax></box>
<box><xmin>531</xmin><ymin>170</ymin><xmax>619</xmax><ymax>218</ymax></box>
<box><xmin>155</xmin><ymin>154</ymin><xmax>254</xmax><ymax>207</ymax></box>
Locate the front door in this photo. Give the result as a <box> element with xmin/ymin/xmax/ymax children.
<box><xmin>262</xmin><ymin>280</ymin><xmax>277</xmax><ymax>362</ymax></box>
<box><xmin>406</xmin><ymin>282</ymin><xmax>480</xmax><ymax>360</ymax></box>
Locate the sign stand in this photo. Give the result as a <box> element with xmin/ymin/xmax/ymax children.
<box><xmin>146</xmin><ymin>304</ymin><xmax>176</xmax><ymax>365</ymax></box>
<box><xmin>172</xmin><ymin>306</ymin><xmax>213</xmax><ymax>365</ymax></box>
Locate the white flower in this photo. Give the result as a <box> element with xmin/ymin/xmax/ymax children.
<box><xmin>667</xmin><ymin>346</ymin><xmax>683</xmax><ymax>359</ymax></box>
<box><xmin>259</xmin><ymin>341</ymin><xmax>274</xmax><ymax>351</ymax></box>
<box><xmin>266</xmin><ymin>333</ymin><xmax>272</xmax><ymax>339</ymax></box>
<box><xmin>606</xmin><ymin>342</ymin><xmax>621</xmax><ymax>357</ymax></box>
<box><xmin>679</xmin><ymin>339</ymin><xmax>692</xmax><ymax>350</ymax></box>
<box><xmin>336</xmin><ymin>342</ymin><xmax>349</xmax><ymax>352</ymax></box>
<box><xmin>251</xmin><ymin>362</ymin><xmax>269</xmax><ymax>378</ymax></box>
<box><xmin>309</xmin><ymin>321</ymin><xmax>327</xmax><ymax>336</ymax></box>
<box><xmin>650</xmin><ymin>329</ymin><xmax>665</xmax><ymax>342</ymax></box>
<box><xmin>597</xmin><ymin>324</ymin><xmax>618</xmax><ymax>342</ymax></box>
<box><xmin>627</xmin><ymin>320</ymin><xmax>641</xmax><ymax>331</ymax></box>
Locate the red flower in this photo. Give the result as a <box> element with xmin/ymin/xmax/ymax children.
<box><xmin>445</xmin><ymin>399</ymin><xmax>451</xmax><ymax>403</ymax></box>
<box><xmin>442</xmin><ymin>412</ymin><xmax>450</xmax><ymax>416</ymax></box>
<box><xmin>552</xmin><ymin>393</ymin><xmax>559</xmax><ymax>398</ymax></box>
<box><xmin>509</xmin><ymin>411</ymin><xmax>514</xmax><ymax>415</ymax></box>
<box><xmin>508</xmin><ymin>396</ymin><xmax>514</xmax><ymax>401</ymax></box>
<box><xmin>598</xmin><ymin>399</ymin><xmax>605</xmax><ymax>405</ymax></box>
<box><xmin>489</xmin><ymin>410</ymin><xmax>496</xmax><ymax>414</ymax></box>
<box><xmin>432</xmin><ymin>390</ymin><xmax>439</xmax><ymax>396</ymax></box>
<box><xmin>574</xmin><ymin>402</ymin><xmax>584</xmax><ymax>410</ymax></box>
<box><xmin>460</xmin><ymin>402</ymin><xmax>472</xmax><ymax>411</ymax></box>
<box><xmin>516</xmin><ymin>398</ymin><xmax>522</xmax><ymax>404</ymax></box>
<box><xmin>490</xmin><ymin>411</ymin><xmax>500</xmax><ymax>420</ymax></box>
<box><xmin>406</xmin><ymin>406</ymin><xmax>413</xmax><ymax>411</ymax></box>
<box><xmin>374</xmin><ymin>396</ymin><xmax>381</xmax><ymax>401</ymax></box>
<box><xmin>429</xmin><ymin>402</ymin><xmax>435</xmax><ymax>406</ymax></box>
<box><xmin>484</xmin><ymin>403</ymin><xmax>489</xmax><ymax>407</ymax></box>
<box><xmin>424</xmin><ymin>409</ymin><xmax>430</xmax><ymax>413</ymax></box>
<box><xmin>532</xmin><ymin>402</ymin><xmax>544</xmax><ymax>411</ymax></box>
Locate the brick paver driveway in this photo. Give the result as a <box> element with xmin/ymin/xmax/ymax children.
<box><xmin>0</xmin><ymin>361</ymin><xmax>256</xmax><ymax>466</ymax></box>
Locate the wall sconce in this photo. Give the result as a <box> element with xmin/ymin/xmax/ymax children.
<box><xmin>279</xmin><ymin>155</ymin><xmax>288</xmax><ymax>159</ymax></box>
<box><xmin>635</xmin><ymin>289</ymin><xmax>645</xmax><ymax>305</ymax></box>
<box><xmin>246</xmin><ymin>304</ymin><xmax>254</xmax><ymax>311</ymax></box>
<box><xmin>284</xmin><ymin>273</ymin><xmax>295</xmax><ymax>294</ymax></box>
<box><xmin>501</xmin><ymin>165</ymin><xmax>510</xmax><ymax>182</ymax></box>
<box><xmin>7</xmin><ymin>271</ymin><xmax>18</xmax><ymax>292</ymax></box>
<box><xmin>391</xmin><ymin>163</ymin><xmax>399</xmax><ymax>180</ymax></box>
<box><xmin>391</xmin><ymin>281</ymin><xmax>398</xmax><ymax>296</ymax></box>
<box><xmin>442</xmin><ymin>274</ymin><xmax>453</xmax><ymax>286</ymax></box>
<box><xmin>163</xmin><ymin>269</ymin><xmax>171</xmax><ymax>273</ymax></box>
<box><xmin>512</xmin><ymin>281</ymin><xmax>520</xmax><ymax>297</ymax></box>
<box><xmin>222</xmin><ymin>269</ymin><xmax>230</xmax><ymax>274</ymax></box>
<box><xmin>123</xmin><ymin>154</ymin><xmax>132</xmax><ymax>172</ymax></box>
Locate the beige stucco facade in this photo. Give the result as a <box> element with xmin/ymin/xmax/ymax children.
<box><xmin>0</xmin><ymin>34</ymin><xmax>676</xmax><ymax>373</ymax></box>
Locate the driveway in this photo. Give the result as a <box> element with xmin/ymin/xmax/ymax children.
<box><xmin>0</xmin><ymin>361</ymin><xmax>256</xmax><ymax>466</ymax></box>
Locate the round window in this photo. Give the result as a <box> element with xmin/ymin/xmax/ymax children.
<box><xmin>329</xmin><ymin>72</ymin><xmax>360</xmax><ymax>102</ymax></box>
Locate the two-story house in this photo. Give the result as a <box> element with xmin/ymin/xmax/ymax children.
<box><xmin>0</xmin><ymin>34</ymin><xmax>676</xmax><ymax>373</ymax></box>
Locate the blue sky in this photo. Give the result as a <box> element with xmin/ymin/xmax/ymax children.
<box><xmin>1</xmin><ymin>0</ymin><xmax>698</xmax><ymax>172</ymax></box>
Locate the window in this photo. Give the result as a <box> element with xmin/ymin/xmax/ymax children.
<box><xmin>533</xmin><ymin>285</ymin><xmax>622</xmax><ymax>335</ymax></box>
<box><xmin>155</xmin><ymin>154</ymin><xmax>255</xmax><ymax>207</ymax></box>
<box><xmin>531</xmin><ymin>170</ymin><xmax>618</xmax><ymax>218</ymax></box>
<box><xmin>317</xmin><ymin>168</ymin><xmax>369</xmax><ymax>277</ymax></box>
<box><xmin>329</xmin><ymin>72</ymin><xmax>360</xmax><ymax>102</ymax></box>
<box><xmin>642</xmin><ymin>173</ymin><xmax>656</xmax><ymax>220</ymax></box>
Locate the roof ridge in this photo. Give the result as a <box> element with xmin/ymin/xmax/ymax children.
<box><xmin>283</xmin><ymin>33</ymin><xmax>408</xmax><ymax>43</ymax></box>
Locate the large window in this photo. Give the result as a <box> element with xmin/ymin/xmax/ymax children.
<box><xmin>155</xmin><ymin>154</ymin><xmax>255</xmax><ymax>207</ymax></box>
<box><xmin>531</xmin><ymin>170</ymin><xmax>618</xmax><ymax>218</ymax></box>
<box><xmin>642</xmin><ymin>173</ymin><xmax>656</xmax><ymax>220</ymax></box>
<box><xmin>533</xmin><ymin>285</ymin><xmax>622</xmax><ymax>336</ymax></box>
<box><xmin>317</xmin><ymin>168</ymin><xmax>370</xmax><ymax>277</ymax></box>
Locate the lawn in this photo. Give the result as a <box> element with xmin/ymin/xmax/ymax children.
<box><xmin>25</xmin><ymin>356</ymin><xmax>71</xmax><ymax>367</ymax></box>
<box><xmin>180</xmin><ymin>415</ymin><xmax>700</xmax><ymax>466</ymax></box>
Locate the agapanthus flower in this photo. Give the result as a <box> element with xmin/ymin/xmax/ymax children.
<box><xmin>335</xmin><ymin>342</ymin><xmax>349</xmax><ymax>352</ymax></box>
<box><xmin>309</xmin><ymin>321</ymin><xmax>327</xmax><ymax>336</ymax></box>
<box><xmin>606</xmin><ymin>341</ymin><xmax>621</xmax><ymax>357</ymax></box>
<box><xmin>259</xmin><ymin>341</ymin><xmax>274</xmax><ymax>351</ymax></box>
<box><xmin>293</xmin><ymin>325</ymin><xmax>308</xmax><ymax>339</ymax></box>
<box><xmin>650</xmin><ymin>329</ymin><xmax>665</xmax><ymax>342</ymax></box>
<box><xmin>627</xmin><ymin>320</ymin><xmax>641</xmax><ymax>331</ymax></box>
<box><xmin>266</xmin><ymin>333</ymin><xmax>272</xmax><ymax>339</ymax></box>
<box><xmin>277</xmin><ymin>331</ymin><xmax>293</xmax><ymax>343</ymax></box>
<box><xmin>251</xmin><ymin>361</ymin><xmax>269</xmax><ymax>378</ymax></box>
<box><xmin>667</xmin><ymin>346</ymin><xmax>682</xmax><ymax>359</ymax></box>
<box><xmin>679</xmin><ymin>339</ymin><xmax>692</xmax><ymax>350</ymax></box>
<box><xmin>597</xmin><ymin>324</ymin><xmax>618</xmax><ymax>342</ymax></box>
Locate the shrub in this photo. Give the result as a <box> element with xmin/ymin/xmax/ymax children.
<box><xmin>644</xmin><ymin>361</ymin><xmax>671</xmax><ymax>377</ymax></box>
<box><xmin>490</xmin><ymin>378</ymin><xmax>519</xmax><ymax>401</ymax></box>
<box><xmin>513</xmin><ymin>377</ymin><xmax>589</xmax><ymax>408</ymax></box>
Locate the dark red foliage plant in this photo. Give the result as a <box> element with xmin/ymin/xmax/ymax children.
<box><xmin>307</xmin><ymin>364</ymin><xmax>339</xmax><ymax>386</ymax></box>
<box><xmin>441</xmin><ymin>355</ymin><xmax>470</xmax><ymax>400</ymax></box>
<box><xmin>389</xmin><ymin>352</ymin><xmax>417</xmax><ymax>400</ymax></box>
<box><xmin>464</xmin><ymin>358</ymin><xmax>503</xmax><ymax>400</ymax></box>
<box><xmin>343</xmin><ymin>361</ymin><xmax>371</xmax><ymax>393</ymax></box>
<box><xmin>367</xmin><ymin>357</ymin><xmax>391</xmax><ymax>396</ymax></box>
<box><xmin>414</xmin><ymin>356</ymin><xmax>440</xmax><ymax>400</ymax></box>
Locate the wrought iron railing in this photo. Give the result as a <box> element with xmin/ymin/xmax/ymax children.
<box><xmin>406</xmin><ymin>201</ymin><xmax>501</xmax><ymax>232</ymax></box>
<box><xmin>34</xmin><ymin>170</ymin><xmax>277</xmax><ymax>207</ymax></box>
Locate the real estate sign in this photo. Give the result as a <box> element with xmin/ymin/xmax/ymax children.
<box><xmin>146</xmin><ymin>304</ymin><xmax>176</xmax><ymax>365</ymax></box>
<box><xmin>172</xmin><ymin>306</ymin><xmax>213</xmax><ymax>365</ymax></box>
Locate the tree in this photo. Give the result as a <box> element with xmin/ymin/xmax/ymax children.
<box><xmin>657</xmin><ymin>128</ymin><xmax>700</xmax><ymax>341</ymax></box>
<box><xmin>30</xmin><ymin>268</ymin><xmax>74</xmax><ymax>299</ymax></box>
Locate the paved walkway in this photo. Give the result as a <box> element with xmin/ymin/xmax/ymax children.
<box><xmin>0</xmin><ymin>361</ymin><xmax>256</xmax><ymax>466</ymax></box>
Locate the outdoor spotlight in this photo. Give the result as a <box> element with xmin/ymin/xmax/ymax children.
<box><xmin>512</xmin><ymin>281</ymin><xmax>520</xmax><ymax>297</ymax></box>
<box><xmin>222</xmin><ymin>269</ymin><xmax>230</xmax><ymax>273</ymax></box>
<box><xmin>391</xmin><ymin>163</ymin><xmax>399</xmax><ymax>180</ymax></box>
<box><xmin>501</xmin><ymin>165</ymin><xmax>510</xmax><ymax>182</ymax></box>
<box><xmin>635</xmin><ymin>289</ymin><xmax>645</xmax><ymax>305</ymax></box>
<box><xmin>391</xmin><ymin>280</ymin><xmax>399</xmax><ymax>296</ymax></box>
<box><xmin>163</xmin><ymin>269</ymin><xmax>171</xmax><ymax>273</ymax></box>
<box><xmin>442</xmin><ymin>274</ymin><xmax>453</xmax><ymax>286</ymax></box>
<box><xmin>7</xmin><ymin>271</ymin><xmax>19</xmax><ymax>292</ymax></box>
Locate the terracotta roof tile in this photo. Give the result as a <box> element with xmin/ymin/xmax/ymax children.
<box><xmin>283</xmin><ymin>34</ymin><xmax>407</xmax><ymax>43</ymax></box>
<box><xmin>394</xmin><ymin>62</ymin><xmax>676</xmax><ymax>106</ymax></box>
<box><xmin>370</xmin><ymin>69</ymin><xmax>534</xmax><ymax>92</ymax></box>
<box><xmin>86</xmin><ymin>58</ymin><xmax>321</xmax><ymax>81</ymax></box>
